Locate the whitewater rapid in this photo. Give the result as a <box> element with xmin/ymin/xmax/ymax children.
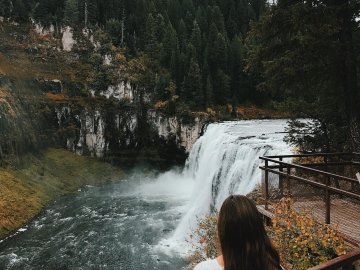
<box><xmin>163</xmin><ymin>120</ymin><xmax>291</xmax><ymax>251</ymax></box>
<box><xmin>0</xmin><ymin>120</ymin><xmax>291</xmax><ymax>269</ymax></box>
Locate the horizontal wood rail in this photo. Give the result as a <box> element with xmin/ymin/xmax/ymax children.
<box><xmin>260</xmin><ymin>157</ymin><xmax>359</xmax><ymax>184</ymax></box>
<box><xmin>307</xmin><ymin>249</ymin><xmax>360</xmax><ymax>270</ymax></box>
<box><xmin>260</xmin><ymin>153</ymin><xmax>360</xmax><ymax>270</ymax></box>
<box><xmin>265</xmin><ymin>152</ymin><xmax>360</xmax><ymax>159</ymax></box>
<box><xmin>259</xmin><ymin>166</ymin><xmax>360</xmax><ymax>201</ymax></box>
<box><xmin>301</xmin><ymin>162</ymin><xmax>356</xmax><ymax>167</ymax></box>
<box><xmin>259</xmin><ymin>152</ymin><xmax>360</xmax><ymax>226</ymax></box>
<box><xmin>267</xmin><ymin>162</ymin><xmax>355</xmax><ymax>169</ymax></box>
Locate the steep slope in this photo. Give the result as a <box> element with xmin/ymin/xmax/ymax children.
<box><xmin>0</xmin><ymin>21</ymin><xmax>206</xmax><ymax>167</ymax></box>
<box><xmin>0</xmin><ymin>148</ymin><xmax>124</xmax><ymax>239</ymax></box>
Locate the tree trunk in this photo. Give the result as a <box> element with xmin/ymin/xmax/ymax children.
<box><xmin>338</xmin><ymin>0</ymin><xmax>360</xmax><ymax>151</ymax></box>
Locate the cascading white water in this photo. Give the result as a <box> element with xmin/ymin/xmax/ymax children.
<box><xmin>163</xmin><ymin>120</ymin><xmax>291</xmax><ymax>251</ymax></box>
<box><xmin>0</xmin><ymin>120</ymin><xmax>292</xmax><ymax>269</ymax></box>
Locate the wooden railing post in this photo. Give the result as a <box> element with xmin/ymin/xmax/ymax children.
<box><xmin>279</xmin><ymin>157</ymin><xmax>284</xmax><ymax>197</ymax></box>
<box><xmin>265</xmin><ymin>160</ymin><xmax>269</xmax><ymax>210</ymax></box>
<box><xmin>286</xmin><ymin>166</ymin><xmax>291</xmax><ymax>196</ymax></box>
<box><xmin>325</xmin><ymin>176</ymin><xmax>331</xmax><ymax>224</ymax></box>
<box><xmin>324</xmin><ymin>156</ymin><xmax>328</xmax><ymax>185</ymax></box>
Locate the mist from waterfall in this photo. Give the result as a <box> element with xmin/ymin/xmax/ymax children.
<box><xmin>160</xmin><ymin>120</ymin><xmax>291</xmax><ymax>252</ymax></box>
<box><xmin>0</xmin><ymin>120</ymin><xmax>291</xmax><ymax>269</ymax></box>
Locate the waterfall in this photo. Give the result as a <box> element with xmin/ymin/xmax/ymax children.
<box><xmin>163</xmin><ymin>120</ymin><xmax>291</xmax><ymax>251</ymax></box>
<box><xmin>0</xmin><ymin>119</ymin><xmax>292</xmax><ymax>268</ymax></box>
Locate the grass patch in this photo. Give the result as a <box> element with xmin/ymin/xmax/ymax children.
<box><xmin>0</xmin><ymin>148</ymin><xmax>124</xmax><ymax>239</ymax></box>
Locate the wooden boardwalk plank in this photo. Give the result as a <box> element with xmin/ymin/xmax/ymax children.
<box><xmin>293</xmin><ymin>199</ymin><xmax>360</xmax><ymax>246</ymax></box>
<box><xmin>258</xmin><ymin>199</ymin><xmax>360</xmax><ymax>247</ymax></box>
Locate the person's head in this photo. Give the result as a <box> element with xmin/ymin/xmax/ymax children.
<box><xmin>218</xmin><ymin>195</ymin><xmax>281</xmax><ymax>270</ymax></box>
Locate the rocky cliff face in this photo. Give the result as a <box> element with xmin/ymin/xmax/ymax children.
<box><xmin>0</xmin><ymin>76</ymin><xmax>47</xmax><ymax>164</ymax></box>
<box><xmin>0</xmin><ymin>75</ymin><xmax>206</xmax><ymax>167</ymax></box>
<box><xmin>148</xmin><ymin>110</ymin><xmax>205</xmax><ymax>153</ymax></box>
<box><xmin>0</xmin><ymin>21</ymin><xmax>207</xmax><ymax>167</ymax></box>
<box><xmin>55</xmin><ymin>85</ymin><xmax>206</xmax><ymax>160</ymax></box>
<box><xmin>56</xmin><ymin>106</ymin><xmax>205</xmax><ymax>158</ymax></box>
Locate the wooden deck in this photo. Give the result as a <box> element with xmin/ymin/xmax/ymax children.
<box><xmin>294</xmin><ymin>199</ymin><xmax>360</xmax><ymax>246</ymax></box>
<box><xmin>258</xmin><ymin>198</ymin><xmax>360</xmax><ymax>247</ymax></box>
<box><xmin>259</xmin><ymin>153</ymin><xmax>360</xmax><ymax>269</ymax></box>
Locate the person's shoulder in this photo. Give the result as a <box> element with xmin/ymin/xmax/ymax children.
<box><xmin>193</xmin><ymin>259</ymin><xmax>222</xmax><ymax>270</ymax></box>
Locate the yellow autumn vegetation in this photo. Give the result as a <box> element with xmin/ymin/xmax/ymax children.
<box><xmin>187</xmin><ymin>198</ymin><xmax>347</xmax><ymax>270</ymax></box>
<box><xmin>0</xmin><ymin>148</ymin><xmax>124</xmax><ymax>239</ymax></box>
<box><xmin>187</xmin><ymin>213</ymin><xmax>219</xmax><ymax>267</ymax></box>
<box><xmin>154</xmin><ymin>100</ymin><xmax>168</xmax><ymax>110</ymax></box>
<box><xmin>271</xmin><ymin>198</ymin><xmax>347</xmax><ymax>270</ymax></box>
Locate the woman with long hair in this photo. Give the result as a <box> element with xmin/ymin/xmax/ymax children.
<box><xmin>194</xmin><ymin>195</ymin><xmax>281</xmax><ymax>270</ymax></box>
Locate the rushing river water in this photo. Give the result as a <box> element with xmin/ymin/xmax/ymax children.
<box><xmin>0</xmin><ymin>120</ymin><xmax>291</xmax><ymax>270</ymax></box>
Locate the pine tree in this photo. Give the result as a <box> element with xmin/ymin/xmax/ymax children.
<box><xmin>6</xmin><ymin>0</ymin><xmax>277</xmax><ymax>112</ymax></box>
<box><xmin>168</xmin><ymin>0</ymin><xmax>181</xmax><ymax>28</ymax></box>
<box><xmin>182</xmin><ymin>0</ymin><xmax>195</xmax><ymax>18</ymax></box>
<box><xmin>237</xmin><ymin>0</ymin><xmax>250</xmax><ymax>34</ymax></box>
<box><xmin>184</xmin><ymin>11</ymin><xmax>194</xmax><ymax>35</ymax></box>
<box><xmin>0</xmin><ymin>0</ymin><xmax>11</xmax><ymax>18</ymax></box>
<box><xmin>190</xmin><ymin>20</ymin><xmax>202</xmax><ymax>62</ymax></box>
<box><xmin>170</xmin><ymin>48</ymin><xmax>180</xmax><ymax>82</ymax></box>
<box><xmin>11</xmin><ymin>0</ymin><xmax>27</xmax><ymax>21</ymax></box>
<box><xmin>145</xmin><ymin>13</ymin><xmax>160</xmax><ymax>60</ymax></box>
<box><xmin>195</xmin><ymin>6</ymin><xmax>207</xmax><ymax>33</ymax></box>
<box><xmin>207</xmin><ymin>23</ymin><xmax>219</xmax><ymax>75</ymax></box>
<box><xmin>226</xmin><ymin>16</ymin><xmax>237</xmax><ymax>40</ymax></box>
<box><xmin>155</xmin><ymin>13</ymin><xmax>165</xmax><ymax>41</ymax></box>
<box><xmin>247</xmin><ymin>0</ymin><xmax>360</xmax><ymax>151</ymax></box>
<box><xmin>178</xmin><ymin>19</ymin><xmax>188</xmax><ymax>51</ymax></box>
<box><xmin>229</xmin><ymin>35</ymin><xmax>245</xmax><ymax>105</ymax></box>
<box><xmin>78</xmin><ymin>0</ymin><xmax>97</xmax><ymax>28</ymax></box>
<box><xmin>209</xmin><ymin>31</ymin><xmax>228</xmax><ymax>74</ymax></box>
<box><xmin>205</xmin><ymin>75</ymin><xmax>214</xmax><ymax>108</ymax></box>
<box><xmin>214</xmin><ymin>69</ymin><xmax>230</xmax><ymax>105</ymax></box>
<box><xmin>162</xmin><ymin>23</ymin><xmax>179</xmax><ymax>68</ymax></box>
<box><xmin>64</xmin><ymin>0</ymin><xmax>79</xmax><ymax>25</ymax></box>
<box><xmin>182</xmin><ymin>57</ymin><xmax>203</xmax><ymax>108</ymax></box>
<box><xmin>212</xmin><ymin>6</ymin><xmax>226</xmax><ymax>35</ymax></box>
<box><xmin>106</xmin><ymin>19</ymin><xmax>122</xmax><ymax>45</ymax></box>
<box><xmin>250</xmin><ymin>0</ymin><xmax>266</xmax><ymax>20</ymax></box>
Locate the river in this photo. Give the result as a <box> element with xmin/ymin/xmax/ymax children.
<box><xmin>0</xmin><ymin>120</ymin><xmax>290</xmax><ymax>269</ymax></box>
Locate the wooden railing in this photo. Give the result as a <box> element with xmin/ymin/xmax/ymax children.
<box><xmin>259</xmin><ymin>153</ymin><xmax>360</xmax><ymax>225</ymax></box>
<box><xmin>259</xmin><ymin>153</ymin><xmax>360</xmax><ymax>270</ymax></box>
<box><xmin>307</xmin><ymin>249</ymin><xmax>360</xmax><ymax>270</ymax></box>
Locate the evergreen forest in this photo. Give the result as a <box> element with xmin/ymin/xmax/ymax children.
<box><xmin>0</xmin><ymin>0</ymin><xmax>268</xmax><ymax>111</ymax></box>
<box><xmin>1</xmin><ymin>0</ymin><xmax>360</xmax><ymax>152</ymax></box>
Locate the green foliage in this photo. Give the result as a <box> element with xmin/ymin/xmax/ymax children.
<box><xmin>4</xmin><ymin>0</ymin><xmax>269</xmax><ymax>111</ymax></box>
<box><xmin>145</xmin><ymin>13</ymin><xmax>160</xmax><ymax>60</ymax></box>
<box><xmin>0</xmin><ymin>0</ymin><xmax>34</xmax><ymax>22</ymax></box>
<box><xmin>246</xmin><ymin>0</ymin><xmax>360</xmax><ymax>151</ymax></box>
<box><xmin>34</xmin><ymin>0</ymin><xmax>65</xmax><ymax>29</ymax></box>
<box><xmin>182</xmin><ymin>57</ymin><xmax>203</xmax><ymax>108</ymax></box>
<box><xmin>64</xmin><ymin>0</ymin><xmax>78</xmax><ymax>25</ymax></box>
<box><xmin>105</xmin><ymin>19</ymin><xmax>122</xmax><ymax>46</ymax></box>
<box><xmin>284</xmin><ymin>119</ymin><xmax>348</xmax><ymax>153</ymax></box>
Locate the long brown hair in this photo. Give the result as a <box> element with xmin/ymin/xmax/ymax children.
<box><xmin>218</xmin><ymin>195</ymin><xmax>281</xmax><ymax>270</ymax></box>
